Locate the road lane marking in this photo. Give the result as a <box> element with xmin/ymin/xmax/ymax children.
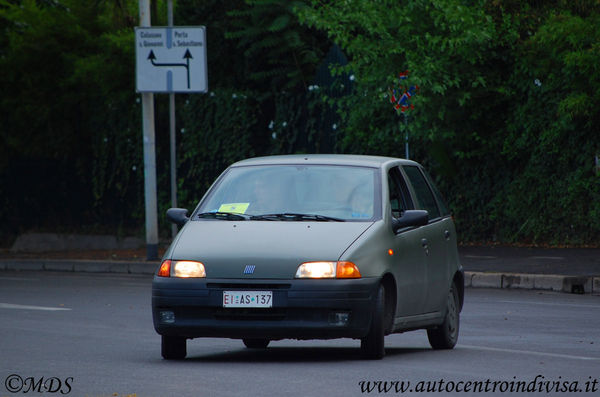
<box><xmin>0</xmin><ymin>303</ymin><xmax>71</xmax><ymax>311</ymax></box>
<box><xmin>461</xmin><ymin>344</ymin><xmax>599</xmax><ymax>361</ymax></box>
<box><xmin>0</xmin><ymin>277</ymin><xmax>39</xmax><ymax>281</ymax></box>
<box><xmin>529</xmin><ymin>256</ymin><xmax>565</xmax><ymax>260</ymax></box>
<box><xmin>463</xmin><ymin>255</ymin><xmax>498</xmax><ymax>259</ymax></box>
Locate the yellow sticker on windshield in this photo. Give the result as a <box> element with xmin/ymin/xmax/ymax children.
<box><xmin>218</xmin><ymin>203</ymin><xmax>250</xmax><ymax>214</ymax></box>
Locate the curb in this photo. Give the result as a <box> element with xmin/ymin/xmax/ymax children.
<box><xmin>466</xmin><ymin>271</ymin><xmax>600</xmax><ymax>295</ymax></box>
<box><xmin>0</xmin><ymin>259</ymin><xmax>159</xmax><ymax>275</ymax></box>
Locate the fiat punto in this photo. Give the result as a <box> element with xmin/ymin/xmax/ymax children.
<box><xmin>152</xmin><ymin>154</ymin><xmax>464</xmax><ymax>359</ymax></box>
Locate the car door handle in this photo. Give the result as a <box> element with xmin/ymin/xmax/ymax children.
<box><xmin>421</xmin><ymin>238</ymin><xmax>428</xmax><ymax>248</ymax></box>
<box><xmin>444</xmin><ymin>230</ymin><xmax>451</xmax><ymax>240</ymax></box>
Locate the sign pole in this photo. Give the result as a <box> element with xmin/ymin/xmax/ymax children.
<box><xmin>389</xmin><ymin>70</ymin><xmax>416</xmax><ymax>160</ymax></box>
<box><xmin>167</xmin><ymin>0</ymin><xmax>178</xmax><ymax>239</ymax></box>
<box><xmin>139</xmin><ymin>0</ymin><xmax>159</xmax><ymax>260</ymax></box>
<box><xmin>404</xmin><ymin>112</ymin><xmax>409</xmax><ymax>159</ymax></box>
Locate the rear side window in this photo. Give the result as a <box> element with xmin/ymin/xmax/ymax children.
<box><xmin>387</xmin><ymin>167</ymin><xmax>413</xmax><ymax>218</ymax></box>
<box><xmin>420</xmin><ymin>168</ymin><xmax>450</xmax><ymax>216</ymax></box>
<box><xmin>402</xmin><ymin>166</ymin><xmax>441</xmax><ymax>220</ymax></box>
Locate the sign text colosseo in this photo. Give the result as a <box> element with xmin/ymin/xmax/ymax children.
<box><xmin>135</xmin><ymin>26</ymin><xmax>207</xmax><ymax>93</ymax></box>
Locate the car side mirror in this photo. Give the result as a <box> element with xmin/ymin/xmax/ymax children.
<box><xmin>392</xmin><ymin>210</ymin><xmax>429</xmax><ymax>233</ymax></box>
<box><xmin>166</xmin><ymin>208</ymin><xmax>189</xmax><ymax>226</ymax></box>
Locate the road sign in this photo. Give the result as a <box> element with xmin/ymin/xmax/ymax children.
<box><xmin>135</xmin><ymin>26</ymin><xmax>207</xmax><ymax>93</ymax></box>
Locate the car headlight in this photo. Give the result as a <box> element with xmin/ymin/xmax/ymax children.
<box><xmin>295</xmin><ymin>261</ymin><xmax>361</xmax><ymax>279</ymax></box>
<box><xmin>157</xmin><ymin>260</ymin><xmax>206</xmax><ymax>278</ymax></box>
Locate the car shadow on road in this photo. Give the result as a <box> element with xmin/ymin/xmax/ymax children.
<box><xmin>180</xmin><ymin>346</ymin><xmax>432</xmax><ymax>363</ymax></box>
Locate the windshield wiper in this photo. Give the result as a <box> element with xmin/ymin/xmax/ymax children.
<box><xmin>251</xmin><ymin>213</ymin><xmax>345</xmax><ymax>222</ymax></box>
<box><xmin>196</xmin><ymin>212</ymin><xmax>250</xmax><ymax>221</ymax></box>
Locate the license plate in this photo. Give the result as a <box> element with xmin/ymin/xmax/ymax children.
<box><xmin>223</xmin><ymin>291</ymin><xmax>272</xmax><ymax>308</ymax></box>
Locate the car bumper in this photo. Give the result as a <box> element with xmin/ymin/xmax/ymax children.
<box><xmin>152</xmin><ymin>276</ymin><xmax>380</xmax><ymax>340</ymax></box>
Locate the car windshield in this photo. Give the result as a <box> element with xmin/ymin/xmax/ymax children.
<box><xmin>196</xmin><ymin>164</ymin><xmax>380</xmax><ymax>221</ymax></box>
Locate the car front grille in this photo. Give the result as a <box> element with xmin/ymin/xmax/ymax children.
<box><xmin>213</xmin><ymin>308</ymin><xmax>287</xmax><ymax>321</ymax></box>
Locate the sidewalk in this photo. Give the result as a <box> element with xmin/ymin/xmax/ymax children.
<box><xmin>460</xmin><ymin>246</ymin><xmax>600</xmax><ymax>294</ymax></box>
<box><xmin>1</xmin><ymin>246</ymin><xmax>599</xmax><ymax>294</ymax></box>
<box><xmin>0</xmin><ymin>247</ymin><xmax>161</xmax><ymax>275</ymax></box>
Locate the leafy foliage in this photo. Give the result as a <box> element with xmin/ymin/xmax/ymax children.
<box><xmin>225</xmin><ymin>0</ymin><xmax>328</xmax><ymax>91</ymax></box>
<box><xmin>174</xmin><ymin>0</ymin><xmax>337</xmax><ymax>159</ymax></box>
<box><xmin>0</xmin><ymin>0</ymin><xmax>142</xmax><ymax>237</ymax></box>
<box><xmin>496</xmin><ymin>11</ymin><xmax>600</xmax><ymax>244</ymax></box>
<box><xmin>175</xmin><ymin>90</ymin><xmax>259</xmax><ymax>211</ymax></box>
<box><xmin>0</xmin><ymin>0</ymin><xmax>598</xmax><ymax>245</ymax></box>
<box><xmin>298</xmin><ymin>0</ymin><xmax>600</xmax><ymax>245</ymax></box>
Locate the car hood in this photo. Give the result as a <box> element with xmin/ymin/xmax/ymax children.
<box><xmin>168</xmin><ymin>220</ymin><xmax>375</xmax><ymax>279</ymax></box>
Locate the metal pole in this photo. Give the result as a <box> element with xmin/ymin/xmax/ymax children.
<box><xmin>167</xmin><ymin>0</ymin><xmax>173</xmax><ymax>30</ymax></box>
<box><xmin>404</xmin><ymin>112</ymin><xmax>409</xmax><ymax>159</ymax></box>
<box><xmin>168</xmin><ymin>0</ymin><xmax>178</xmax><ymax>239</ymax></box>
<box><xmin>140</xmin><ymin>0</ymin><xmax>159</xmax><ymax>260</ymax></box>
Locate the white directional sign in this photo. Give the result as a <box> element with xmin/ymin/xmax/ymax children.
<box><xmin>135</xmin><ymin>26</ymin><xmax>207</xmax><ymax>93</ymax></box>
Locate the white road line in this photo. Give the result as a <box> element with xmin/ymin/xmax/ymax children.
<box><xmin>529</xmin><ymin>256</ymin><xmax>565</xmax><ymax>260</ymax></box>
<box><xmin>464</xmin><ymin>255</ymin><xmax>498</xmax><ymax>259</ymax></box>
<box><xmin>0</xmin><ymin>303</ymin><xmax>71</xmax><ymax>311</ymax></box>
<box><xmin>461</xmin><ymin>344</ymin><xmax>599</xmax><ymax>361</ymax></box>
<box><xmin>0</xmin><ymin>277</ymin><xmax>39</xmax><ymax>281</ymax></box>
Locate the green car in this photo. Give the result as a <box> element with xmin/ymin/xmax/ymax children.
<box><xmin>152</xmin><ymin>154</ymin><xmax>464</xmax><ymax>360</ymax></box>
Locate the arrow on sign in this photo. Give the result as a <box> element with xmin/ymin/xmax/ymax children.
<box><xmin>147</xmin><ymin>49</ymin><xmax>193</xmax><ymax>89</ymax></box>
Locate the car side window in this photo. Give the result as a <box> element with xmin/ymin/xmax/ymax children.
<box><xmin>421</xmin><ymin>168</ymin><xmax>450</xmax><ymax>216</ymax></box>
<box><xmin>402</xmin><ymin>166</ymin><xmax>441</xmax><ymax>220</ymax></box>
<box><xmin>387</xmin><ymin>167</ymin><xmax>413</xmax><ymax>218</ymax></box>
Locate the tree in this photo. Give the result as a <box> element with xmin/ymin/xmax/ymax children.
<box><xmin>0</xmin><ymin>0</ymin><xmax>142</xmax><ymax>238</ymax></box>
<box><xmin>298</xmin><ymin>0</ymin><xmax>600</xmax><ymax>244</ymax></box>
<box><xmin>298</xmin><ymin>0</ymin><xmax>516</xmax><ymax>237</ymax></box>
<box><xmin>497</xmin><ymin>10</ymin><xmax>600</xmax><ymax>243</ymax></box>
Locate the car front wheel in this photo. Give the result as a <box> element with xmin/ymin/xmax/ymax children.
<box><xmin>161</xmin><ymin>336</ymin><xmax>186</xmax><ymax>360</ymax></box>
<box><xmin>360</xmin><ymin>284</ymin><xmax>385</xmax><ymax>359</ymax></box>
<box><xmin>427</xmin><ymin>283</ymin><xmax>459</xmax><ymax>349</ymax></box>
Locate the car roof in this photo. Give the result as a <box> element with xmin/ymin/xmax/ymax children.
<box><xmin>231</xmin><ymin>154</ymin><xmax>420</xmax><ymax>169</ymax></box>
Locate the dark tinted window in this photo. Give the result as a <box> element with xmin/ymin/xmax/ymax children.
<box><xmin>387</xmin><ymin>167</ymin><xmax>413</xmax><ymax>218</ymax></box>
<box><xmin>421</xmin><ymin>168</ymin><xmax>450</xmax><ymax>216</ymax></box>
<box><xmin>402</xmin><ymin>166</ymin><xmax>441</xmax><ymax>220</ymax></box>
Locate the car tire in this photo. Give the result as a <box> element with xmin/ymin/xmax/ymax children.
<box><xmin>427</xmin><ymin>283</ymin><xmax>460</xmax><ymax>350</ymax></box>
<box><xmin>360</xmin><ymin>284</ymin><xmax>385</xmax><ymax>360</ymax></box>
<box><xmin>161</xmin><ymin>336</ymin><xmax>186</xmax><ymax>360</ymax></box>
<box><xmin>242</xmin><ymin>339</ymin><xmax>270</xmax><ymax>349</ymax></box>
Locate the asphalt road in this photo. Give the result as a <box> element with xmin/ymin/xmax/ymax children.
<box><xmin>1</xmin><ymin>271</ymin><xmax>599</xmax><ymax>397</ymax></box>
